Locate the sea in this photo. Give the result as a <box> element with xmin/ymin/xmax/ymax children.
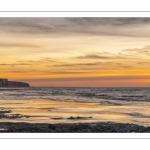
<box><xmin>0</xmin><ymin>87</ymin><xmax>150</xmax><ymax>126</ymax></box>
<box><xmin>0</xmin><ymin>87</ymin><xmax>150</xmax><ymax>102</ymax></box>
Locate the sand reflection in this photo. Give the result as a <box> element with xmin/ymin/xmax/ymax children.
<box><xmin>0</xmin><ymin>99</ymin><xmax>150</xmax><ymax>126</ymax></box>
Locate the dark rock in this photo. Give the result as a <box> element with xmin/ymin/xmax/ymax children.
<box><xmin>48</xmin><ymin>124</ymin><xmax>56</xmax><ymax>130</ymax></box>
<box><xmin>51</xmin><ymin>117</ymin><xmax>63</xmax><ymax>120</ymax></box>
<box><xmin>0</xmin><ymin>110</ymin><xmax>12</xmax><ymax>113</ymax></box>
<box><xmin>67</xmin><ymin>116</ymin><xmax>92</xmax><ymax>119</ymax></box>
<box><xmin>0</xmin><ymin>122</ymin><xmax>150</xmax><ymax>133</ymax></box>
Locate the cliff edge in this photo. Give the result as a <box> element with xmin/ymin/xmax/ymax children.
<box><xmin>0</xmin><ymin>79</ymin><xmax>30</xmax><ymax>87</ymax></box>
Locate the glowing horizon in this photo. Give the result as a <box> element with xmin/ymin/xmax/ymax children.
<box><xmin>1</xmin><ymin>18</ymin><xmax>150</xmax><ymax>87</ymax></box>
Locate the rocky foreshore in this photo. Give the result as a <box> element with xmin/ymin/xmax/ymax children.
<box><xmin>0</xmin><ymin>122</ymin><xmax>150</xmax><ymax>133</ymax></box>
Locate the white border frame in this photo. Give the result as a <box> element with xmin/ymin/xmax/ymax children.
<box><xmin>1</xmin><ymin>12</ymin><xmax>150</xmax><ymax>17</ymax></box>
<box><xmin>0</xmin><ymin>11</ymin><xmax>150</xmax><ymax>139</ymax></box>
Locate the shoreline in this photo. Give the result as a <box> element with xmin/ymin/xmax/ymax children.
<box><xmin>0</xmin><ymin>99</ymin><xmax>150</xmax><ymax>126</ymax></box>
<box><xmin>0</xmin><ymin>121</ymin><xmax>150</xmax><ymax>133</ymax></box>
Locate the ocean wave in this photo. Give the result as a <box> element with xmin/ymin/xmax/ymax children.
<box><xmin>0</xmin><ymin>87</ymin><xmax>150</xmax><ymax>102</ymax></box>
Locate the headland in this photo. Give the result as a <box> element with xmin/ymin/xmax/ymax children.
<box><xmin>0</xmin><ymin>78</ymin><xmax>30</xmax><ymax>87</ymax></box>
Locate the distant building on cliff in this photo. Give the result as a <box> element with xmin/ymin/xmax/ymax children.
<box><xmin>0</xmin><ymin>78</ymin><xmax>30</xmax><ymax>87</ymax></box>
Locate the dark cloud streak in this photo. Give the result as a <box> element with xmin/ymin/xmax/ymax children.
<box><xmin>1</xmin><ymin>18</ymin><xmax>150</xmax><ymax>37</ymax></box>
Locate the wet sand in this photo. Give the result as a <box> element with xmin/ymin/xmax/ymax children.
<box><xmin>1</xmin><ymin>99</ymin><xmax>150</xmax><ymax>132</ymax></box>
<box><xmin>0</xmin><ymin>99</ymin><xmax>150</xmax><ymax>127</ymax></box>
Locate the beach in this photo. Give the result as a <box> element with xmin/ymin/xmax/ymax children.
<box><xmin>0</xmin><ymin>98</ymin><xmax>150</xmax><ymax>132</ymax></box>
<box><xmin>0</xmin><ymin>99</ymin><xmax>148</xmax><ymax>125</ymax></box>
<box><xmin>1</xmin><ymin>87</ymin><xmax>150</xmax><ymax>132</ymax></box>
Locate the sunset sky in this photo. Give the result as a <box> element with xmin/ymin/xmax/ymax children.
<box><xmin>1</xmin><ymin>17</ymin><xmax>150</xmax><ymax>87</ymax></box>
